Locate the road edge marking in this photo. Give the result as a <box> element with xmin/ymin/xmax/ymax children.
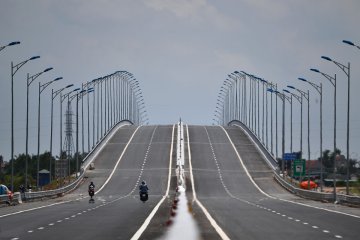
<box><xmin>130</xmin><ymin>124</ymin><xmax>175</xmax><ymax>240</ymax></box>
<box><xmin>96</xmin><ymin>126</ymin><xmax>141</xmax><ymax>194</ymax></box>
<box><xmin>187</xmin><ymin>124</ymin><xmax>231</xmax><ymax>240</ymax></box>
<box><xmin>221</xmin><ymin>125</ymin><xmax>360</xmax><ymax>219</ymax></box>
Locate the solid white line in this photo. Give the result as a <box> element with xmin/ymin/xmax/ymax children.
<box><xmin>0</xmin><ymin>200</ymin><xmax>73</xmax><ymax>218</ymax></box>
<box><xmin>220</xmin><ymin>126</ymin><xmax>275</xmax><ymax>199</ymax></box>
<box><xmin>130</xmin><ymin>124</ymin><xmax>175</xmax><ymax>240</ymax></box>
<box><xmin>187</xmin><ymin>124</ymin><xmax>230</xmax><ymax>240</ymax></box>
<box><xmin>0</xmin><ymin>125</ymin><xmax>134</xmax><ymax>219</ymax></box>
<box><xmin>96</xmin><ymin>126</ymin><xmax>141</xmax><ymax>194</ymax></box>
<box><xmin>231</xmin><ymin>123</ymin><xmax>276</xmax><ymax>170</ymax></box>
<box><xmin>221</xmin><ymin>126</ymin><xmax>360</xmax><ymax>219</ymax></box>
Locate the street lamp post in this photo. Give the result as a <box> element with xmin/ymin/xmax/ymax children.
<box><xmin>11</xmin><ymin>55</ymin><xmax>40</xmax><ymax>191</ymax></box>
<box><xmin>311</xmin><ymin>68</ymin><xmax>337</xmax><ymax>198</ymax></box>
<box><xmin>299</xmin><ymin>77</ymin><xmax>323</xmax><ymax>191</ymax></box>
<box><xmin>283</xmin><ymin>90</ymin><xmax>294</xmax><ymax>153</ymax></box>
<box><xmin>288</xmin><ymin>86</ymin><xmax>310</xmax><ymax>180</ymax></box>
<box><xmin>50</xmin><ymin>84</ymin><xmax>73</xmax><ymax>182</ymax></box>
<box><xmin>322</xmin><ymin>54</ymin><xmax>351</xmax><ymax>195</ymax></box>
<box><xmin>25</xmin><ymin>67</ymin><xmax>53</xmax><ymax>188</ymax></box>
<box><xmin>37</xmin><ymin>77</ymin><xmax>62</xmax><ymax>189</ymax></box>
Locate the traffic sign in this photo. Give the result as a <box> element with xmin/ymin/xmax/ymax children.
<box><xmin>283</xmin><ymin>152</ymin><xmax>301</xmax><ymax>161</ymax></box>
<box><xmin>293</xmin><ymin>159</ymin><xmax>305</xmax><ymax>177</ymax></box>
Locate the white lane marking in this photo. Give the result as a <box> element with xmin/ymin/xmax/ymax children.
<box><xmin>96</xmin><ymin>126</ymin><xmax>141</xmax><ymax>194</ymax></box>
<box><xmin>226</xmin><ymin>125</ymin><xmax>360</xmax><ymax>219</ymax></box>
<box><xmin>131</xmin><ymin>124</ymin><xmax>175</xmax><ymax>240</ymax></box>
<box><xmin>38</xmin><ymin>227</ymin><xmax>44</xmax><ymax>230</ymax></box>
<box><xmin>0</xmin><ymin>125</ymin><xmax>134</xmax><ymax>220</ymax></box>
<box><xmin>187</xmin><ymin>125</ymin><xmax>231</xmax><ymax>240</ymax></box>
<box><xmin>215</xmin><ymin>126</ymin><xmax>344</xmax><ymax>238</ymax></box>
<box><xmin>220</xmin><ymin>126</ymin><xmax>275</xmax><ymax>200</ymax></box>
<box><xmin>0</xmin><ymin>200</ymin><xmax>73</xmax><ymax>218</ymax></box>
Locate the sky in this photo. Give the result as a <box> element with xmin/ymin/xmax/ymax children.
<box><xmin>1</xmin><ymin>0</ymin><xmax>360</xmax><ymax>162</ymax></box>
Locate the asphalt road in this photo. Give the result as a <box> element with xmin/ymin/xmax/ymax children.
<box><xmin>187</xmin><ymin>125</ymin><xmax>360</xmax><ymax>240</ymax></box>
<box><xmin>0</xmin><ymin>125</ymin><xmax>174</xmax><ymax>240</ymax></box>
<box><xmin>1</xmin><ymin>124</ymin><xmax>359</xmax><ymax>240</ymax></box>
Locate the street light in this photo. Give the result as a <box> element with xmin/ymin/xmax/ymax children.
<box><xmin>0</xmin><ymin>41</ymin><xmax>20</xmax><ymax>53</ymax></box>
<box><xmin>343</xmin><ymin>40</ymin><xmax>360</xmax><ymax>50</ymax></box>
<box><xmin>268</xmin><ymin>89</ymin><xmax>290</xmax><ymax>177</ymax></box>
<box><xmin>37</xmin><ymin>77</ymin><xmax>62</xmax><ymax>188</ymax></box>
<box><xmin>25</xmin><ymin>67</ymin><xmax>53</xmax><ymax>188</ymax></box>
<box><xmin>11</xmin><ymin>55</ymin><xmax>40</xmax><ymax>191</ymax></box>
<box><xmin>288</xmin><ymin>85</ymin><xmax>310</xmax><ymax>173</ymax></box>
<box><xmin>60</xmin><ymin>87</ymin><xmax>80</xmax><ymax>182</ymax></box>
<box><xmin>311</xmin><ymin>67</ymin><xmax>337</xmax><ymax>198</ymax></box>
<box><xmin>283</xmin><ymin>90</ymin><xmax>294</xmax><ymax>152</ymax></box>
<box><xmin>298</xmin><ymin>77</ymin><xmax>323</xmax><ymax>191</ymax></box>
<box><xmin>50</xmin><ymin>84</ymin><xmax>73</xmax><ymax>181</ymax></box>
<box><xmin>321</xmin><ymin>55</ymin><xmax>351</xmax><ymax>195</ymax></box>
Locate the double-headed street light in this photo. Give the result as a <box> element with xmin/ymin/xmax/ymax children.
<box><xmin>37</xmin><ymin>77</ymin><xmax>62</xmax><ymax>188</ymax></box>
<box><xmin>11</xmin><ymin>55</ymin><xmax>40</xmax><ymax>191</ymax></box>
<box><xmin>298</xmin><ymin>77</ymin><xmax>324</xmax><ymax>191</ymax></box>
<box><xmin>321</xmin><ymin>55</ymin><xmax>351</xmax><ymax>195</ymax></box>
<box><xmin>25</xmin><ymin>67</ymin><xmax>53</xmax><ymax>188</ymax></box>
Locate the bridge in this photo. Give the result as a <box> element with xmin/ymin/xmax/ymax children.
<box><xmin>1</xmin><ymin>121</ymin><xmax>359</xmax><ymax>239</ymax></box>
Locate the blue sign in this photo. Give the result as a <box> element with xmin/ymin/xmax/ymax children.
<box><xmin>283</xmin><ymin>152</ymin><xmax>300</xmax><ymax>161</ymax></box>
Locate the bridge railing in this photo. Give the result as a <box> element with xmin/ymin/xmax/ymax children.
<box><xmin>2</xmin><ymin>121</ymin><xmax>132</xmax><ymax>204</ymax></box>
<box><xmin>229</xmin><ymin>120</ymin><xmax>360</xmax><ymax>207</ymax></box>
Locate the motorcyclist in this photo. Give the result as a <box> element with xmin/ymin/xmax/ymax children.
<box><xmin>88</xmin><ymin>181</ymin><xmax>95</xmax><ymax>197</ymax></box>
<box><xmin>139</xmin><ymin>180</ymin><xmax>149</xmax><ymax>194</ymax></box>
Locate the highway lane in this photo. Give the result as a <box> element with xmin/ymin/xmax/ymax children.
<box><xmin>187</xmin><ymin>125</ymin><xmax>360</xmax><ymax>240</ymax></box>
<box><xmin>0</xmin><ymin>125</ymin><xmax>174</xmax><ymax>240</ymax></box>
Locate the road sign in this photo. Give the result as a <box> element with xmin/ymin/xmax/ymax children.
<box><xmin>293</xmin><ymin>159</ymin><xmax>305</xmax><ymax>177</ymax></box>
<box><xmin>283</xmin><ymin>153</ymin><xmax>296</xmax><ymax>161</ymax></box>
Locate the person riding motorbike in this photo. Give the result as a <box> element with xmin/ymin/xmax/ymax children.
<box><xmin>88</xmin><ymin>181</ymin><xmax>95</xmax><ymax>199</ymax></box>
<box><xmin>139</xmin><ymin>180</ymin><xmax>149</xmax><ymax>202</ymax></box>
<box><xmin>139</xmin><ymin>180</ymin><xmax>148</xmax><ymax>194</ymax></box>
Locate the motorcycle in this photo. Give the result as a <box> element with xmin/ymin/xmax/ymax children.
<box><xmin>88</xmin><ymin>186</ymin><xmax>95</xmax><ymax>203</ymax></box>
<box><xmin>139</xmin><ymin>191</ymin><xmax>148</xmax><ymax>202</ymax></box>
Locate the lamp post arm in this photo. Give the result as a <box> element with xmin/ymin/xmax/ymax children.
<box><xmin>319</xmin><ymin>72</ymin><xmax>336</xmax><ymax>87</ymax></box>
<box><xmin>12</xmin><ymin>58</ymin><xmax>34</xmax><ymax>76</ymax></box>
<box><xmin>306</xmin><ymin>81</ymin><xmax>321</xmax><ymax>95</ymax></box>
<box><xmin>288</xmin><ymin>91</ymin><xmax>302</xmax><ymax>104</ymax></box>
<box><xmin>332</xmin><ymin>60</ymin><xmax>350</xmax><ymax>77</ymax></box>
<box><xmin>28</xmin><ymin>71</ymin><xmax>45</xmax><ymax>87</ymax></box>
<box><xmin>40</xmin><ymin>80</ymin><xmax>56</xmax><ymax>93</ymax></box>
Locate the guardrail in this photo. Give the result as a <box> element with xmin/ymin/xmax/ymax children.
<box><xmin>4</xmin><ymin>120</ymin><xmax>132</xmax><ymax>204</ymax></box>
<box><xmin>229</xmin><ymin>120</ymin><xmax>360</xmax><ymax>207</ymax></box>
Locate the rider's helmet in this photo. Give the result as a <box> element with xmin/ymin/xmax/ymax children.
<box><xmin>142</xmin><ymin>180</ymin><xmax>146</xmax><ymax>185</ymax></box>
